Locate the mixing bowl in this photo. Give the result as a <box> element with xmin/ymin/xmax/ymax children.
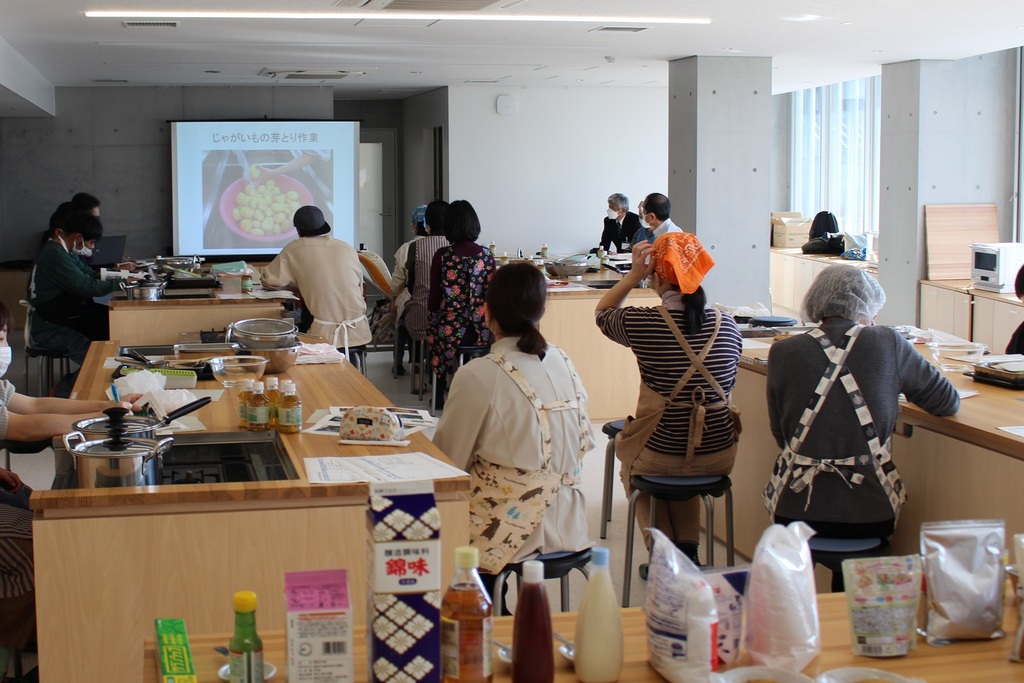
<box><xmin>247</xmin><ymin>344</ymin><xmax>300</xmax><ymax>374</ymax></box>
<box><xmin>207</xmin><ymin>355</ymin><xmax>268</xmax><ymax>388</ymax></box>
<box><xmin>925</xmin><ymin>341</ymin><xmax>986</xmax><ymax>372</ymax></box>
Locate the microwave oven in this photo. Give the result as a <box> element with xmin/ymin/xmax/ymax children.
<box><xmin>970</xmin><ymin>242</ymin><xmax>1024</xmax><ymax>293</ymax></box>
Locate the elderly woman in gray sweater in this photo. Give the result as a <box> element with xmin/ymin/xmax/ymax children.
<box><xmin>764</xmin><ymin>265</ymin><xmax>959</xmax><ymax>541</ymax></box>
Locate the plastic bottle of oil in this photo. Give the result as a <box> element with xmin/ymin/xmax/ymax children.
<box><xmin>247</xmin><ymin>382</ymin><xmax>270</xmax><ymax>431</ymax></box>
<box><xmin>276</xmin><ymin>381</ymin><xmax>302</xmax><ymax>434</ymax></box>
<box><xmin>237</xmin><ymin>379</ymin><xmax>255</xmax><ymax>429</ymax></box>
<box><xmin>441</xmin><ymin>546</ymin><xmax>492</xmax><ymax>683</ymax></box>
<box><xmin>264</xmin><ymin>376</ymin><xmax>281</xmax><ymax>427</ymax></box>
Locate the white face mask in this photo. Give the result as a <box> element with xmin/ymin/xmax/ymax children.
<box><xmin>0</xmin><ymin>346</ymin><xmax>11</xmax><ymax>378</ymax></box>
<box><xmin>607</xmin><ymin>208</ymin><xmax>620</xmax><ymax>220</ymax></box>
<box><xmin>639</xmin><ymin>213</ymin><xmax>651</xmax><ymax>230</ymax></box>
<box><xmin>74</xmin><ymin>240</ymin><xmax>93</xmax><ymax>257</ymax></box>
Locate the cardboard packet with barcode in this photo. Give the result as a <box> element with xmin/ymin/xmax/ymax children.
<box><xmin>842</xmin><ymin>554</ymin><xmax>922</xmax><ymax>656</ymax></box>
<box><xmin>285</xmin><ymin>568</ymin><xmax>353</xmax><ymax>683</ymax></box>
<box><xmin>154</xmin><ymin>618</ymin><xmax>198</xmax><ymax>683</ymax></box>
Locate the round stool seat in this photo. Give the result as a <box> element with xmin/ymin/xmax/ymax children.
<box><xmin>629</xmin><ymin>474</ymin><xmax>732</xmax><ymax>500</ymax></box>
<box><xmin>25</xmin><ymin>345</ymin><xmax>66</xmax><ymax>359</ymax></box>
<box><xmin>602</xmin><ymin>419</ymin><xmax>626</xmax><ymax>437</ymax></box>
<box><xmin>493</xmin><ymin>548</ymin><xmax>591</xmax><ymax>614</ymax></box>
<box><xmin>0</xmin><ymin>439</ymin><xmax>53</xmax><ymax>454</ymax></box>
<box><xmin>809</xmin><ymin>536</ymin><xmax>892</xmax><ymax>592</ymax></box>
<box><xmin>809</xmin><ymin>536</ymin><xmax>886</xmax><ymax>553</ymax></box>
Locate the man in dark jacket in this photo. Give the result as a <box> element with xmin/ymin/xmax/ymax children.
<box><xmin>600</xmin><ymin>192</ymin><xmax>642</xmax><ymax>252</ymax></box>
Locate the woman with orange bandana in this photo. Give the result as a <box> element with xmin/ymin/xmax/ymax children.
<box><xmin>595</xmin><ymin>232</ymin><xmax>741</xmax><ymax>568</ymax></box>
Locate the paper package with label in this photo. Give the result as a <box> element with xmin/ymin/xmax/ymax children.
<box><xmin>367</xmin><ymin>481</ymin><xmax>442</xmax><ymax>683</ymax></box>
<box><xmin>286</xmin><ymin>569</ymin><xmax>353</xmax><ymax>683</ymax></box>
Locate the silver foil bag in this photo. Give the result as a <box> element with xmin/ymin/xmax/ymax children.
<box><xmin>921</xmin><ymin>519</ymin><xmax>1005</xmax><ymax>645</ymax></box>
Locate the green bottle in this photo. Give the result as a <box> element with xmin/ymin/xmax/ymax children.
<box><xmin>229</xmin><ymin>590</ymin><xmax>264</xmax><ymax>683</ymax></box>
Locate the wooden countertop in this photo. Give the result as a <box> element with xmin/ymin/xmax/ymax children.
<box><xmin>30</xmin><ymin>341</ymin><xmax>469</xmax><ymax>512</ymax></box>
<box><xmin>771</xmin><ymin>247</ymin><xmax>878</xmax><ymax>273</ymax></box>
<box><xmin>109</xmin><ymin>293</ymin><xmax>293</xmax><ymax>309</ymax></box>
<box><xmin>738</xmin><ymin>338</ymin><xmax>1024</xmax><ymax>462</ymax></box>
<box><xmin>920</xmin><ymin>278</ymin><xmax>1023</xmax><ymax>304</ymax></box>
<box><xmin>142</xmin><ymin>593</ymin><xmax>1024</xmax><ymax>683</ymax></box>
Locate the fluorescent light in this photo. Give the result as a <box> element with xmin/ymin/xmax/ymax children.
<box><xmin>86</xmin><ymin>11</ymin><xmax>710</xmax><ymax>25</ymax></box>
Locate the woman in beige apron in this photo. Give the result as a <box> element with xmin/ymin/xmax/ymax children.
<box><xmin>433</xmin><ymin>263</ymin><xmax>593</xmax><ymax>595</ymax></box>
<box><xmin>764</xmin><ymin>265</ymin><xmax>959</xmax><ymax>539</ymax></box>
<box><xmin>595</xmin><ymin>232</ymin><xmax>742</xmax><ymax>566</ymax></box>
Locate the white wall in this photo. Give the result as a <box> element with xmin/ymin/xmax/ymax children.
<box><xmin>447</xmin><ymin>86</ymin><xmax>668</xmax><ymax>256</ymax></box>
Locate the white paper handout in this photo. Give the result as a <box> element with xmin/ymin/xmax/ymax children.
<box><xmin>304</xmin><ymin>452</ymin><xmax>467</xmax><ymax>484</ymax></box>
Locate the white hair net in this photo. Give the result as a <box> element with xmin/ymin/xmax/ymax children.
<box><xmin>802</xmin><ymin>265</ymin><xmax>885</xmax><ymax>324</ymax></box>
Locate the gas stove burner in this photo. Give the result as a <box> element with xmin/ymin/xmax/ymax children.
<box><xmin>167</xmin><ymin>468</ymin><xmax>222</xmax><ymax>485</ymax></box>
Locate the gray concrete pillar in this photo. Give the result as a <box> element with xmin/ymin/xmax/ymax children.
<box><xmin>667</xmin><ymin>56</ymin><xmax>773</xmax><ymax>309</ymax></box>
<box><xmin>877</xmin><ymin>51</ymin><xmax>1017</xmax><ymax>325</ymax></box>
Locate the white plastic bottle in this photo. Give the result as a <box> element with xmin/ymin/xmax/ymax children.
<box><xmin>573</xmin><ymin>547</ymin><xmax>623</xmax><ymax>683</ymax></box>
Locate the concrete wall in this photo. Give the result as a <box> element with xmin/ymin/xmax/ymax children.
<box><xmin>669</xmin><ymin>56</ymin><xmax>773</xmax><ymax>309</ymax></box>
<box><xmin>877</xmin><ymin>49</ymin><xmax>1018</xmax><ymax>324</ymax></box>
<box><xmin>401</xmin><ymin>87</ymin><xmax>448</xmax><ymax>224</ymax></box>
<box><xmin>0</xmin><ymin>85</ymin><xmax>333</xmax><ymax>261</ymax></box>
<box><xmin>771</xmin><ymin>93</ymin><xmax>792</xmax><ymax>214</ymax></box>
<box><xmin>446</xmin><ymin>85</ymin><xmax>668</xmax><ymax>256</ymax></box>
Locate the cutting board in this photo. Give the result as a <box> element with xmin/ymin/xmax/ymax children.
<box><xmin>924</xmin><ymin>204</ymin><xmax>998</xmax><ymax>279</ymax></box>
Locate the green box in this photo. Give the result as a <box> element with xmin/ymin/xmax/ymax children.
<box><xmin>154</xmin><ymin>618</ymin><xmax>198</xmax><ymax>683</ymax></box>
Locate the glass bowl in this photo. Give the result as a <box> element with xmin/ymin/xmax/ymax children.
<box><xmin>207</xmin><ymin>355</ymin><xmax>269</xmax><ymax>388</ymax></box>
<box><xmin>924</xmin><ymin>341</ymin><xmax>986</xmax><ymax>372</ymax></box>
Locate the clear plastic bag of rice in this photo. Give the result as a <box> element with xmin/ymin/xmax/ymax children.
<box><xmin>745</xmin><ymin>522</ymin><xmax>820</xmax><ymax>671</ymax></box>
<box><xmin>645</xmin><ymin>528</ymin><xmax>719</xmax><ymax>683</ymax></box>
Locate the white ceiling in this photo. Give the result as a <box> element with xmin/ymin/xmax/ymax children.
<box><xmin>1</xmin><ymin>0</ymin><xmax>1024</xmax><ymax>115</ymax></box>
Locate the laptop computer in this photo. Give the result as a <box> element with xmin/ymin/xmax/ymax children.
<box><xmin>85</xmin><ymin>234</ymin><xmax>127</xmax><ymax>267</ymax></box>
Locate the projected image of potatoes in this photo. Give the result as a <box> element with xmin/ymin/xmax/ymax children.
<box><xmin>218</xmin><ymin>171</ymin><xmax>316</xmax><ymax>243</ymax></box>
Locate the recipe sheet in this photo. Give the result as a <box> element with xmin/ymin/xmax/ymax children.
<box><xmin>304</xmin><ymin>452</ymin><xmax>466</xmax><ymax>484</ymax></box>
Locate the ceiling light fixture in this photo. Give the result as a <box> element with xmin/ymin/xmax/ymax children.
<box><xmin>86</xmin><ymin>10</ymin><xmax>710</xmax><ymax>25</ymax></box>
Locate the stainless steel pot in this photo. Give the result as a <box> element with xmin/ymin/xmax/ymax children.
<box><xmin>121</xmin><ymin>278</ymin><xmax>167</xmax><ymax>301</ymax></box>
<box><xmin>62</xmin><ymin>432</ymin><xmax>173</xmax><ymax>488</ymax></box>
<box><xmin>227</xmin><ymin>318</ymin><xmax>298</xmax><ymax>349</ymax></box>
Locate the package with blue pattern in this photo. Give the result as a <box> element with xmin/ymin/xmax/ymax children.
<box><xmin>367</xmin><ymin>481</ymin><xmax>442</xmax><ymax>683</ymax></box>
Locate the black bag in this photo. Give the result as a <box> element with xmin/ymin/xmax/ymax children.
<box><xmin>801</xmin><ymin>233</ymin><xmax>845</xmax><ymax>255</ymax></box>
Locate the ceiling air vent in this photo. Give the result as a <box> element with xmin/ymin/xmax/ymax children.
<box><xmin>260</xmin><ymin>68</ymin><xmax>365</xmax><ymax>80</ymax></box>
<box><xmin>93</xmin><ymin>78</ymin><xmax>129</xmax><ymax>83</ymax></box>
<box><xmin>340</xmin><ymin>0</ymin><xmax>500</xmax><ymax>10</ymax></box>
<box><xmin>121</xmin><ymin>21</ymin><xmax>180</xmax><ymax>28</ymax></box>
<box><xmin>591</xmin><ymin>26</ymin><xmax>648</xmax><ymax>33</ymax></box>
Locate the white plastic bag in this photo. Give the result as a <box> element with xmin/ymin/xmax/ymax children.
<box><xmin>644</xmin><ymin>529</ymin><xmax>719</xmax><ymax>683</ymax></box>
<box><xmin>745</xmin><ymin>522</ymin><xmax>820</xmax><ymax>671</ymax></box>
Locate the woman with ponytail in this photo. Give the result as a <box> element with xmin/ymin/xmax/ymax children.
<box><xmin>595</xmin><ymin>232</ymin><xmax>741</xmax><ymax>568</ymax></box>
<box><xmin>433</xmin><ymin>263</ymin><xmax>593</xmax><ymax>589</ymax></box>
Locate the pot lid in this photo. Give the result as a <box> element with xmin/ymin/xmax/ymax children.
<box><xmin>72</xmin><ymin>414</ymin><xmax>161</xmax><ymax>436</ymax></box>
<box><xmin>67</xmin><ymin>436</ymin><xmax>161</xmax><ymax>459</ymax></box>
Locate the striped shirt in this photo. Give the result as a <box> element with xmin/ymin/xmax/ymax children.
<box><xmin>0</xmin><ymin>379</ymin><xmax>33</xmax><ymax>599</ymax></box>
<box><xmin>596</xmin><ymin>306</ymin><xmax>742</xmax><ymax>455</ymax></box>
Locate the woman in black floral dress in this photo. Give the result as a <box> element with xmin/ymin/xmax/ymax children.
<box><xmin>428</xmin><ymin>200</ymin><xmax>496</xmax><ymax>409</ymax></box>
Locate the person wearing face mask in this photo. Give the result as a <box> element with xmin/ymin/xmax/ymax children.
<box><xmin>600</xmin><ymin>193</ymin><xmax>641</xmax><ymax>253</ymax></box>
<box><xmin>29</xmin><ymin>210</ymin><xmax>117</xmax><ymax>391</ymax></box>
<box><xmin>0</xmin><ymin>300</ymin><xmax>139</xmax><ymax>657</ymax></box>
<box><xmin>637</xmin><ymin>193</ymin><xmax>683</xmax><ymax>243</ymax></box>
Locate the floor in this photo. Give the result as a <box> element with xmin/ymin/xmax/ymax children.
<box><xmin>3</xmin><ymin>335</ymin><xmax>732</xmax><ymax>676</ymax></box>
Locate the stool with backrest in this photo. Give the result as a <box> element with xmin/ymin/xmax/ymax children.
<box><xmin>599</xmin><ymin>419</ymin><xmax>626</xmax><ymax>539</ymax></box>
<box><xmin>491</xmin><ymin>548</ymin><xmax>592</xmax><ymax>615</ymax></box>
<box><xmin>808</xmin><ymin>536</ymin><xmax>892</xmax><ymax>592</ymax></box>
<box><xmin>621</xmin><ymin>474</ymin><xmax>734</xmax><ymax>607</ymax></box>
<box><xmin>19</xmin><ymin>300</ymin><xmax>72</xmax><ymax>398</ymax></box>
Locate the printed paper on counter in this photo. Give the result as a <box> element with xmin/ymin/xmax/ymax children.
<box><xmin>997</xmin><ymin>426</ymin><xmax>1024</xmax><ymax>437</ymax></box>
<box><xmin>304</xmin><ymin>452</ymin><xmax>466</xmax><ymax>484</ymax></box>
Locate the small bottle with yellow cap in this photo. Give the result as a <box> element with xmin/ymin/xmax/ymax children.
<box><xmin>229</xmin><ymin>590</ymin><xmax>264</xmax><ymax>683</ymax></box>
<box><xmin>441</xmin><ymin>546</ymin><xmax>493</xmax><ymax>683</ymax></box>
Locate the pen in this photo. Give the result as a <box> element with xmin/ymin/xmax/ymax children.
<box><xmin>110</xmin><ymin>383</ymin><xmax>121</xmax><ymax>402</ymax></box>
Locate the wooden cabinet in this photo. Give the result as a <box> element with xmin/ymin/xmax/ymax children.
<box><xmin>918</xmin><ymin>282</ymin><xmax>972</xmax><ymax>339</ymax></box>
<box><xmin>769</xmin><ymin>249</ymin><xmax>870</xmax><ymax>319</ymax></box>
<box><xmin>972</xmin><ymin>293</ymin><xmax>1024</xmax><ymax>352</ymax></box>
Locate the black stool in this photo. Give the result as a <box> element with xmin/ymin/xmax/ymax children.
<box><xmin>343</xmin><ymin>345</ymin><xmax>368</xmax><ymax>375</ymax></box>
<box><xmin>809</xmin><ymin>536</ymin><xmax>892</xmax><ymax>592</ymax></box>
<box><xmin>24</xmin><ymin>345</ymin><xmax>72</xmax><ymax>397</ymax></box>
<box><xmin>0</xmin><ymin>438</ymin><xmax>54</xmax><ymax>470</ymax></box>
<box><xmin>491</xmin><ymin>549</ymin><xmax>592</xmax><ymax>615</ymax></box>
<box><xmin>622</xmin><ymin>474</ymin><xmax>734</xmax><ymax>607</ymax></box>
<box><xmin>599</xmin><ymin>419</ymin><xmax>626</xmax><ymax>539</ymax></box>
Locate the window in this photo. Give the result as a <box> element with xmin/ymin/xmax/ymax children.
<box><xmin>791</xmin><ymin>76</ymin><xmax>881</xmax><ymax>235</ymax></box>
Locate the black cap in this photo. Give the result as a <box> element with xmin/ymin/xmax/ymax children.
<box><xmin>293</xmin><ymin>205</ymin><xmax>331</xmax><ymax>237</ymax></box>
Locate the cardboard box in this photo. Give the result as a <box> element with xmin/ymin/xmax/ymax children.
<box><xmin>367</xmin><ymin>482</ymin><xmax>442</xmax><ymax>683</ymax></box>
<box><xmin>773</xmin><ymin>216</ymin><xmax>812</xmax><ymax>248</ymax></box>
<box><xmin>154</xmin><ymin>618</ymin><xmax>198</xmax><ymax>683</ymax></box>
<box><xmin>286</xmin><ymin>569</ymin><xmax>354</xmax><ymax>683</ymax></box>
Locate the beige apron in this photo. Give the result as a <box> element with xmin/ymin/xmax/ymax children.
<box><xmin>615</xmin><ymin>308</ymin><xmax>736</xmax><ymax>476</ymax></box>
<box><xmin>312</xmin><ymin>314</ymin><xmax>368</xmax><ymax>357</ymax></box>
<box><xmin>468</xmin><ymin>348</ymin><xmax>589</xmax><ymax>574</ymax></box>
